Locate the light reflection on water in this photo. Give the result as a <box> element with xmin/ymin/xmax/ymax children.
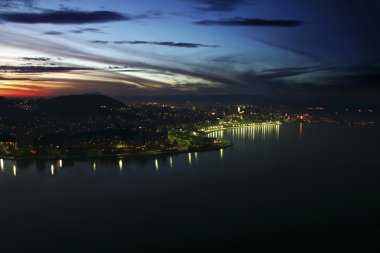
<box><xmin>119</xmin><ymin>159</ymin><xmax>123</xmax><ymax>172</ymax></box>
<box><xmin>208</xmin><ymin>124</ymin><xmax>280</xmax><ymax>141</ymax></box>
<box><xmin>12</xmin><ymin>164</ymin><xmax>16</xmax><ymax>177</ymax></box>
<box><xmin>169</xmin><ymin>156</ymin><xmax>173</xmax><ymax>168</ymax></box>
<box><xmin>0</xmin><ymin>125</ymin><xmax>281</xmax><ymax>177</ymax></box>
<box><xmin>154</xmin><ymin>158</ymin><xmax>159</xmax><ymax>171</ymax></box>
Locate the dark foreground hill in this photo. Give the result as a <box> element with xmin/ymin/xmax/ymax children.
<box><xmin>0</xmin><ymin>94</ymin><xmax>126</xmax><ymax>119</ymax></box>
<box><xmin>36</xmin><ymin>94</ymin><xmax>125</xmax><ymax>116</ymax></box>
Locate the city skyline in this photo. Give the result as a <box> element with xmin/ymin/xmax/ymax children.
<box><xmin>0</xmin><ymin>0</ymin><xmax>379</xmax><ymax>99</ymax></box>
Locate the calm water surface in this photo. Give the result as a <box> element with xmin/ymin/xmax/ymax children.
<box><xmin>0</xmin><ymin>124</ymin><xmax>379</xmax><ymax>252</ymax></box>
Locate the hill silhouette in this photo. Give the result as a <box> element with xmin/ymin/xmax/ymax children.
<box><xmin>37</xmin><ymin>94</ymin><xmax>125</xmax><ymax>116</ymax></box>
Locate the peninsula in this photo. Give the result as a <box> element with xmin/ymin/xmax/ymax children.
<box><xmin>0</xmin><ymin>95</ymin><xmax>283</xmax><ymax>159</ymax></box>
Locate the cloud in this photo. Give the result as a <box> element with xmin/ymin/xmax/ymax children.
<box><xmin>44</xmin><ymin>31</ymin><xmax>64</xmax><ymax>35</ymax></box>
<box><xmin>222</xmin><ymin>67</ymin><xmax>321</xmax><ymax>90</ymax></box>
<box><xmin>194</xmin><ymin>17</ymin><xmax>303</xmax><ymax>27</ymax></box>
<box><xmin>22</xmin><ymin>57</ymin><xmax>50</xmax><ymax>61</ymax></box>
<box><xmin>326</xmin><ymin>65</ymin><xmax>380</xmax><ymax>89</ymax></box>
<box><xmin>235</xmin><ymin>65</ymin><xmax>380</xmax><ymax>98</ymax></box>
<box><xmin>0</xmin><ymin>76</ymin><xmax>31</xmax><ymax>81</ymax></box>
<box><xmin>0</xmin><ymin>10</ymin><xmax>127</xmax><ymax>24</ymax></box>
<box><xmin>113</xmin><ymin>40</ymin><xmax>219</xmax><ymax>48</ymax></box>
<box><xmin>0</xmin><ymin>23</ymin><xmax>342</xmax><ymax>97</ymax></box>
<box><xmin>133</xmin><ymin>10</ymin><xmax>164</xmax><ymax>19</ymax></box>
<box><xmin>258</xmin><ymin>67</ymin><xmax>318</xmax><ymax>79</ymax></box>
<box><xmin>191</xmin><ymin>0</ymin><xmax>246</xmax><ymax>12</ymax></box>
<box><xmin>253</xmin><ymin>39</ymin><xmax>323</xmax><ymax>63</ymax></box>
<box><xmin>90</xmin><ymin>40</ymin><xmax>108</xmax><ymax>44</ymax></box>
<box><xmin>0</xmin><ymin>65</ymin><xmax>91</xmax><ymax>73</ymax></box>
<box><xmin>69</xmin><ymin>28</ymin><xmax>104</xmax><ymax>34</ymax></box>
<box><xmin>0</xmin><ymin>0</ymin><xmax>35</xmax><ymax>9</ymax></box>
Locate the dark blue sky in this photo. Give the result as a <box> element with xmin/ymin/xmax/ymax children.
<box><xmin>0</xmin><ymin>0</ymin><xmax>379</xmax><ymax>98</ymax></box>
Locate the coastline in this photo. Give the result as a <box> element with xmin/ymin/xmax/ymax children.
<box><xmin>0</xmin><ymin>142</ymin><xmax>233</xmax><ymax>161</ymax></box>
<box><xmin>0</xmin><ymin>122</ymin><xmax>280</xmax><ymax>161</ymax></box>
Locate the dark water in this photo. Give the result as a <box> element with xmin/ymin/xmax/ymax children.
<box><xmin>0</xmin><ymin>124</ymin><xmax>379</xmax><ymax>252</ymax></box>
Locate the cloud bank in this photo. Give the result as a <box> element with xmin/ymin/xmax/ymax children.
<box><xmin>113</xmin><ymin>41</ymin><xmax>219</xmax><ymax>48</ymax></box>
<box><xmin>0</xmin><ymin>65</ymin><xmax>91</xmax><ymax>73</ymax></box>
<box><xmin>194</xmin><ymin>17</ymin><xmax>303</xmax><ymax>27</ymax></box>
<box><xmin>0</xmin><ymin>11</ymin><xmax>127</xmax><ymax>24</ymax></box>
<box><xmin>191</xmin><ymin>0</ymin><xmax>247</xmax><ymax>12</ymax></box>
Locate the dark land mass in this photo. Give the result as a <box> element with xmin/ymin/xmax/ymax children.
<box><xmin>0</xmin><ymin>94</ymin><xmax>375</xmax><ymax>159</ymax></box>
<box><xmin>37</xmin><ymin>94</ymin><xmax>125</xmax><ymax>116</ymax></box>
<box><xmin>0</xmin><ymin>95</ymin><xmax>234</xmax><ymax>159</ymax></box>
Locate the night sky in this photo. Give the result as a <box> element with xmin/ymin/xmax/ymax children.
<box><xmin>0</xmin><ymin>0</ymin><xmax>379</xmax><ymax>98</ymax></box>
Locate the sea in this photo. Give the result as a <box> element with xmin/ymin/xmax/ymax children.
<box><xmin>0</xmin><ymin>123</ymin><xmax>379</xmax><ymax>252</ymax></box>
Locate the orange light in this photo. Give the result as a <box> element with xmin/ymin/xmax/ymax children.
<box><xmin>0</xmin><ymin>88</ymin><xmax>52</xmax><ymax>97</ymax></box>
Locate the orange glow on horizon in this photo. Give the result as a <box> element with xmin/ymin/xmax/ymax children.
<box><xmin>0</xmin><ymin>89</ymin><xmax>52</xmax><ymax>97</ymax></box>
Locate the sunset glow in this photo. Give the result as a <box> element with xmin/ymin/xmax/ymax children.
<box><xmin>0</xmin><ymin>0</ymin><xmax>378</xmax><ymax>98</ymax></box>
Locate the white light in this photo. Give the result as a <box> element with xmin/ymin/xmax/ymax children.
<box><xmin>155</xmin><ymin>159</ymin><xmax>159</xmax><ymax>171</ymax></box>
<box><xmin>0</xmin><ymin>159</ymin><xmax>4</xmax><ymax>172</ymax></box>
<box><xmin>169</xmin><ymin>157</ymin><xmax>173</xmax><ymax>168</ymax></box>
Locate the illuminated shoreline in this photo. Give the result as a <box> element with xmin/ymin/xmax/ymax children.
<box><xmin>199</xmin><ymin>121</ymin><xmax>282</xmax><ymax>134</ymax></box>
<box><xmin>0</xmin><ymin>141</ymin><xmax>233</xmax><ymax>161</ymax></box>
<box><xmin>0</xmin><ymin>122</ymin><xmax>281</xmax><ymax>160</ymax></box>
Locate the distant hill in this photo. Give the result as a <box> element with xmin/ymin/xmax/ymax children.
<box><xmin>116</xmin><ymin>94</ymin><xmax>379</xmax><ymax>109</ymax></box>
<box><xmin>0</xmin><ymin>97</ymin><xmax>14</xmax><ymax>108</ymax></box>
<box><xmin>36</xmin><ymin>94</ymin><xmax>125</xmax><ymax>116</ymax></box>
<box><xmin>116</xmin><ymin>94</ymin><xmax>280</xmax><ymax>105</ymax></box>
<box><xmin>0</xmin><ymin>97</ymin><xmax>34</xmax><ymax>119</ymax></box>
